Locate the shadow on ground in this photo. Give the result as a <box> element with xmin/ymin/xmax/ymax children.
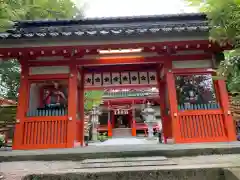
<box><xmin>22</xmin><ymin>168</ymin><xmax>240</xmax><ymax>180</ymax></box>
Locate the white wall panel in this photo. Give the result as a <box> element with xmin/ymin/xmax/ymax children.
<box><xmin>29</xmin><ymin>66</ymin><xmax>69</xmax><ymax>75</ymax></box>
<box><xmin>172</xmin><ymin>60</ymin><xmax>212</xmax><ymax>69</ymax></box>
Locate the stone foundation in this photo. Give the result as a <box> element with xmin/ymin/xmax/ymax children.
<box><xmin>22</xmin><ymin>168</ymin><xmax>240</xmax><ymax>180</ymax></box>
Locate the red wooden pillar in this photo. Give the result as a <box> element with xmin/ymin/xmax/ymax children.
<box><xmin>13</xmin><ymin>60</ymin><xmax>29</xmax><ymax>150</ymax></box>
<box><xmin>111</xmin><ymin>109</ymin><xmax>115</xmax><ymax>128</ymax></box>
<box><xmin>79</xmin><ymin>67</ymin><xmax>85</xmax><ymax>146</ymax></box>
<box><xmin>66</xmin><ymin>63</ymin><xmax>78</xmax><ymax>148</ymax></box>
<box><xmin>217</xmin><ymin>80</ymin><xmax>236</xmax><ymax>141</ymax></box>
<box><xmin>165</xmin><ymin>68</ymin><xmax>181</xmax><ymax>143</ymax></box>
<box><xmin>131</xmin><ymin>102</ymin><xmax>136</xmax><ymax>136</ymax></box>
<box><xmin>157</xmin><ymin>64</ymin><xmax>168</xmax><ymax>143</ymax></box>
<box><xmin>128</xmin><ymin>110</ymin><xmax>132</xmax><ymax>128</ymax></box>
<box><xmin>108</xmin><ymin>110</ymin><xmax>112</xmax><ymax>137</ymax></box>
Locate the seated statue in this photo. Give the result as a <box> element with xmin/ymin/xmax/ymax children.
<box><xmin>43</xmin><ymin>82</ymin><xmax>67</xmax><ymax>109</ymax></box>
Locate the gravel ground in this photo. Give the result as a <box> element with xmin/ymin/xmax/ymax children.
<box><xmin>1</xmin><ymin>154</ymin><xmax>240</xmax><ymax>180</ymax></box>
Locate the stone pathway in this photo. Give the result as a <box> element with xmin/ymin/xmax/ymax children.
<box><xmin>1</xmin><ymin>154</ymin><xmax>240</xmax><ymax>180</ymax></box>
<box><xmin>1</xmin><ymin>142</ymin><xmax>240</xmax><ymax>158</ymax></box>
<box><xmin>89</xmin><ymin>137</ymin><xmax>157</xmax><ymax>146</ymax></box>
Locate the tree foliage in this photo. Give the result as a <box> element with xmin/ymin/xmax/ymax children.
<box><xmin>84</xmin><ymin>91</ymin><xmax>104</xmax><ymax>111</ymax></box>
<box><xmin>0</xmin><ymin>0</ymin><xmax>80</xmax><ymax>31</ymax></box>
<box><xmin>217</xmin><ymin>50</ymin><xmax>240</xmax><ymax>93</ymax></box>
<box><xmin>187</xmin><ymin>0</ymin><xmax>240</xmax><ymax>95</ymax></box>
<box><xmin>0</xmin><ymin>0</ymin><xmax>81</xmax><ymax>100</ymax></box>
<box><xmin>0</xmin><ymin>60</ymin><xmax>20</xmax><ymax>100</ymax></box>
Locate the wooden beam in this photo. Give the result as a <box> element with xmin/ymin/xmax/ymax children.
<box><xmin>0</xmin><ymin>40</ymin><xmax>218</xmax><ymax>59</ymax></box>
<box><xmin>28</xmin><ymin>54</ymin><xmax>212</xmax><ymax>67</ymax></box>
<box><xmin>172</xmin><ymin>68</ymin><xmax>215</xmax><ymax>74</ymax></box>
<box><xmin>83</xmin><ymin>63</ymin><xmax>159</xmax><ymax>73</ymax></box>
<box><xmin>28</xmin><ymin>74</ymin><xmax>69</xmax><ymax>80</ymax></box>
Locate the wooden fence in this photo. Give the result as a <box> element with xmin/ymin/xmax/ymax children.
<box><xmin>19</xmin><ymin>117</ymin><xmax>68</xmax><ymax>149</ymax></box>
<box><xmin>177</xmin><ymin>110</ymin><xmax>228</xmax><ymax>143</ymax></box>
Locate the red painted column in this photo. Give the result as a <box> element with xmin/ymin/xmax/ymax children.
<box><xmin>157</xmin><ymin>64</ymin><xmax>168</xmax><ymax>143</ymax></box>
<box><xmin>217</xmin><ymin>80</ymin><xmax>236</xmax><ymax>141</ymax></box>
<box><xmin>159</xmin><ymin>82</ymin><xmax>168</xmax><ymax>143</ymax></box>
<box><xmin>131</xmin><ymin>103</ymin><xmax>136</xmax><ymax>136</ymax></box>
<box><xmin>128</xmin><ymin>110</ymin><xmax>132</xmax><ymax>128</ymax></box>
<box><xmin>66</xmin><ymin>63</ymin><xmax>78</xmax><ymax>148</ymax></box>
<box><xmin>13</xmin><ymin>60</ymin><xmax>29</xmax><ymax>150</ymax></box>
<box><xmin>111</xmin><ymin>109</ymin><xmax>115</xmax><ymax>128</ymax></box>
<box><xmin>164</xmin><ymin>57</ymin><xmax>181</xmax><ymax>143</ymax></box>
<box><xmin>166</xmin><ymin>71</ymin><xmax>181</xmax><ymax>143</ymax></box>
<box><xmin>79</xmin><ymin>67</ymin><xmax>85</xmax><ymax>146</ymax></box>
<box><xmin>107</xmin><ymin>108</ymin><xmax>112</xmax><ymax>137</ymax></box>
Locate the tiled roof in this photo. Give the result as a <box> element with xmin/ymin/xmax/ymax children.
<box><xmin>0</xmin><ymin>13</ymin><xmax>209</xmax><ymax>39</ymax></box>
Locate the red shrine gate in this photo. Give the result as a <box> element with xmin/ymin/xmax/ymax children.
<box><xmin>0</xmin><ymin>13</ymin><xmax>236</xmax><ymax>150</ymax></box>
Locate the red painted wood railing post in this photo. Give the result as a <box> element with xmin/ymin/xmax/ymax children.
<box><xmin>217</xmin><ymin>80</ymin><xmax>236</xmax><ymax>141</ymax></box>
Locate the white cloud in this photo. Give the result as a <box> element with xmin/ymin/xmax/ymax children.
<box><xmin>73</xmin><ymin>0</ymin><xmax>198</xmax><ymax>18</ymax></box>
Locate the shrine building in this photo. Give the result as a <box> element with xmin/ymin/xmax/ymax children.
<box><xmin>0</xmin><ymin>13</ymin><xmax>236</xmax><ymax>150</ymax></box>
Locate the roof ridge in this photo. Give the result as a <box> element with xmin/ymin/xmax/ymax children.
<box><xmin>17</xmin><ymin>13</ymin><xmax>205</xmax><ymax>22</ymax></box>
<box><xmin>14</xmin><ymin>13</ymin><xmax>206</xmax><ymax>28</ymax></box>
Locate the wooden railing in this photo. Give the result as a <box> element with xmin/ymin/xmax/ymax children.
<box><xmin>21</xmin><ymin>117</ymin><xmax>68</xmax><ymax>149</ymax></box>
<box><xmin>178</xmin><ymin>103</ymin><xmax>220</xmax><ymax>111</ymax></box>
<box><xmin>177</xmin><ymin>110</ymin><xmax>227</xmax><ymax>143</ymax></box>
<box><xmin>27</xmin><ymin>108</ymin><xmax>68</xmax><ymax>117</ymax></box>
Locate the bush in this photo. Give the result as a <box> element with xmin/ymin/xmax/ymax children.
<box><xmin>98</xmin><ymin>132</ymin><xmax>108</xmax><ymax>142</ymax></box>
<box><xmin>0</xmin><ymin>134</ymin><xmax>5</xmax><ymax>148</ymax></box>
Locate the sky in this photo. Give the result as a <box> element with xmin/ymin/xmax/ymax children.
<box><xmin>72</xmin><ymin>0</ymin><xmax>198</xmax><ymax>18</ymax></box>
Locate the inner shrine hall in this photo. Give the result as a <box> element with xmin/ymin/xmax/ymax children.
<box><xmin>0</xmin><ymin>13</ymin><xmax>236</xmax><ymax>150</ymax></box>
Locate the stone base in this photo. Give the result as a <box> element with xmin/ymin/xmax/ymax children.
<box><xmin>22</xmin><ymin>168</ymin><xmax>228</xmax><ymax>180</ymax></box>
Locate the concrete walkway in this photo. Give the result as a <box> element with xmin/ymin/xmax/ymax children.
<box><xmin>0</xmin><ymin>142</ymin><xmax>240</xmax><ymax>162</ymax></box>
<box><xmin>89</xmin><ymin>137</ymin><xmax>158</xmax><ymax>146</ymax></box>
<box><xmin>1</xmin><ymin>154</ymin><xmax>240</xmax><ymax>180</ymax></box>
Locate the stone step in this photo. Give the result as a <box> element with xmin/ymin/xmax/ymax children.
<box><xmin>82</xmin><ymin>156</ymin><xmax>167</xmax><ymax>163</ymax></box>
<box><xmin>75</xmin><ymin>160</ymin><xmax>176</xmax><ymax>169</ymax></box>
<box><xmin>112</xmin><ymin>128</ymin><xmax>132</xmax><ymax>137</ymax></box>
<box><xmin>76</xmin><ymin>156</ymin><xmax>176</xmax><ymax>169</ymax></box>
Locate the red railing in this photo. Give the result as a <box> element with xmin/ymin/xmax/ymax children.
<box><xmin>20</xmin><ymin>116</ymin><xmax>68</xmax><ymax>149</ymax></box>
<box><xmin>177</xmin><ymin>110</ymin><xmax>228</xmax><ymax>143</ymax></box>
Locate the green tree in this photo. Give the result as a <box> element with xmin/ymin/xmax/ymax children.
<box><xmin>84</xmin><ymin>91</ymin><xmax>105</xmax><ymax>111</ymax></box>
<box><xmin>186</xmin><ymin>0</ymin><xmax>240</xmax><ymax>95</ymax></box>
<box><xmin>0</xmin><ymin>0</ymin><xmax>81</xmax><ymax>100</ymax></box>
<box><xmin>0</xmin><ymin>0</ymin><xmax>80</xmax><ymax>31</ymax></box>
<box><xmin>0</xmin><ymin>1</ymin><xmax>104</xmax><ymax>110</ymax></box>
